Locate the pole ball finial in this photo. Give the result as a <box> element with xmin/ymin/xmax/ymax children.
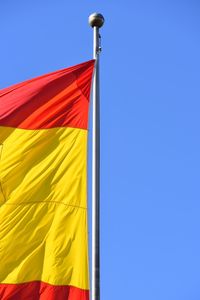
<box><xmin>89</xmin><ymin>13</ymin><xmax>105</xmax><ymax>28</ymax></box>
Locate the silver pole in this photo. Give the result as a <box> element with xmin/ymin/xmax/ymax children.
<box><xmin>89</xmin><ymin>13</ymin><xmax>104</xmax><ymax>300</ymax></box>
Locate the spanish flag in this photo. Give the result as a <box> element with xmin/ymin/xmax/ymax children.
<box><xmin>0</xmin><ymin>60</ymin><xmax>94</xmax><ymax>300</ymax></box>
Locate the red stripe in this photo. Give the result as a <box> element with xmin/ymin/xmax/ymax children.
<box><xmin>0</xmin><ymin>60</ymin><xmax>94</xmax><ymax>130</ymax></box>
<box><xmin>0</xmin><ymin>282</ymin><xmax>89</xmax><ymax>300</ymax></box>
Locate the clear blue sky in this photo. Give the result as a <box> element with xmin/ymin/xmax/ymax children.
<box><xmin>1</xmin><ymin>1</ymin><xmax>200</xmax><ymax>299</ymax></box>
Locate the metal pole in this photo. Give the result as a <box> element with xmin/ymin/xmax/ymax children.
<box><xmin>89</xmin><ymin>13</ymin><xmax>104</xmax><ymax>300</ymax></box>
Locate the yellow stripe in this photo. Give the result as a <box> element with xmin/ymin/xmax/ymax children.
<box><xmin>0</xmin><ymin>127</ymin><xmax>89</xmax><ymax>289</ymax></box>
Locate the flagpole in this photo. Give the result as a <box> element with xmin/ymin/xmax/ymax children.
<box><xmin>89</xmin><ymin>13</ymin><xmax>104</xmax><ymax>300</ymax></box>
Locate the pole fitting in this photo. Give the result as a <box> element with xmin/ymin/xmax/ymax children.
<box><xmin>89</xmin><ymin>13</ymin><xmax>105</xmax><ymax>28</ymax></box>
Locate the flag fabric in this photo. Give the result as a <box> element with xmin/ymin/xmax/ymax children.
<box><xmin>0</xmin><ymin>60</ymin><xmax>95</xmax><ymax>300</ymax></box>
